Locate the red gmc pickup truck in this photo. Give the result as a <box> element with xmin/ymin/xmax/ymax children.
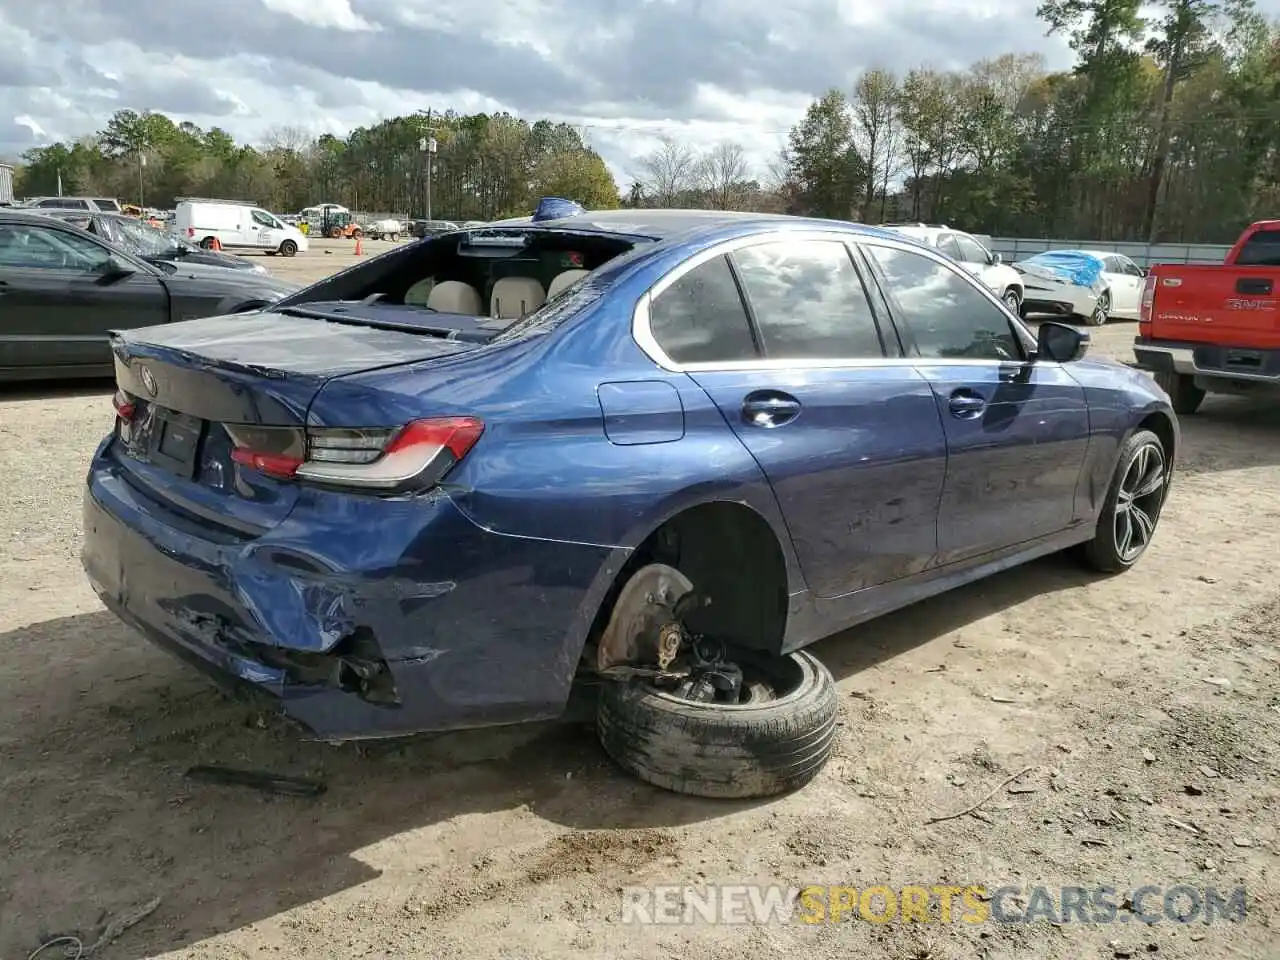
<box><xmin>1134</xmin><ymin>220</ymin><xmax>1280</xmax><ymax>413</ymax></box>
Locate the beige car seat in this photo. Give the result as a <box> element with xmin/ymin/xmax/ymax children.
<box><xmin>424</xmin><ymin>280</ymin><xmax>483</xmax><ymax>314</ymax></box>
<box><xmin>546</xmin><ymin>269</ymin><xmax>590</xmax><ymax>299</ymax></box>
<box><xmin>490</xmin><ymin>277</ymin><xmax>546</xmax><ymax>319</ymax></box>
<box><xmin>403</xmin><ymin>277</ymin><xmax>435</xmax><ymax>306</ymax></box>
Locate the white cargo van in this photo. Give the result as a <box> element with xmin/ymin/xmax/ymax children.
<box><xmin>172</xmin><ymin>198</ymin><xmax>309</xmax><ymax>257</ymax></box>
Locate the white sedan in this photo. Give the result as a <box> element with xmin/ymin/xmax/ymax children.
<box><xmin>1014</xmin><ymin>249</ymin><xmax>1146</xmax><ymax>326</ymax></box>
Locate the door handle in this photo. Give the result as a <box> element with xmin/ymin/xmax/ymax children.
<box><xmin>742</xmin><ymin>392</ymin><xmax>801</xmax><ymax>428</ymax></box>
<box><xmin>948</xmin><ymin>390</ymin><xmax>987</xmax><ymax>419</ymax></box>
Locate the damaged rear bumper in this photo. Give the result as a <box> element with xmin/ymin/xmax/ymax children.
<box><xmin>82</xmin><ymin>442</ymin><xmax>621</xmax><ymax>740</ymax></box>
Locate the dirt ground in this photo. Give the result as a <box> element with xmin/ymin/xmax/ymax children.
<box><xmin>1</xmin><ymin>250</ymin><xmax>1277</xmax><ymax>960</ymax></box>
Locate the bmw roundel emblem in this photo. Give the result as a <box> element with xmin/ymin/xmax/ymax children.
<box><xmin>139</xmin><ymin>366</ymin><xmax>158</xmax><ymax>397</ymax></box>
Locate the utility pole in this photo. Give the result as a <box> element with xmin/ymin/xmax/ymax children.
<box><xmin>426</xmin><ymin>108</ymin><xmax>435</xmax><ymax>221</ymax></box>
<box><xmin>138</xmin><ymin>152</ymin><xmax>147</xmax><ymax>209</ymax></box>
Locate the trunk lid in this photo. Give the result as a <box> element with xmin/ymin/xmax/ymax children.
<box><xmin>1149</xmin><ymin>265</ymin><xmax>1280</xmax><ymax>349</ymax></box>
<box><xmin>109</xmin><ymin>309</ymin><xmax>482</xmax><ymax>535</ymax></box>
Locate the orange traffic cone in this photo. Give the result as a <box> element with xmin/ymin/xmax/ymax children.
<box><xmin>354</xmin><ymin>237</ymin><xmax>363</xmax><ymax>256</ymax></box>
<box><xmin>210</xmin><ymin>237</ymin><xmax>222</xmax><ymax>251</ymax></box>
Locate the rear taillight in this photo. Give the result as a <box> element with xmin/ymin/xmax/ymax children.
<box><xmin>1138</xmin><ymin>273</ymin><xmax>1156</xmax><ymax>337</ymax></box>
<box><xmin>226</xmin><ymin>417</ymin><xmax>484</xmax><ymax>493</ymax></box>
<box><xmin>112</xmin><ymin>390</ymin><xmax>135</xmax><ymax>420</ymax></box>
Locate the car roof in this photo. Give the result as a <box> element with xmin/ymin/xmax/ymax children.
<box><xmin>0</xmin><ymin>209</ymin><xmax>83</xmax><ymax>226</ymax></box>
<box><xmin>481</xmin><ymin>208</ymin><xmax>906</xmax><ymax>243</ymax></box>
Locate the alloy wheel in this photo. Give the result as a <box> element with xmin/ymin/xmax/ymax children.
<box><xmin>1090</xmin><ymin>292</ymin><xmax>1110</xmax><ymax>326</ymax></box>
<box><xmin>1113</xmin><ymin>440</ymin><xmax>1166</xmax><ymax>563</ymax></box>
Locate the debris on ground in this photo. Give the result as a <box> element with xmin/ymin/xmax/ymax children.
<box><xmin>27</xmin><ymin>896</ymin><xmax>162</xmax><ymax>960</ymax></box>
<box><xmin>184</xmin><ymin>765</ymin><xmax>327</xmax><ymax>797</ymax></box>
<box><xmin>925</xmin><ymin>766</ymin><xmax>1038</xmax><ymax>825</ymax></box>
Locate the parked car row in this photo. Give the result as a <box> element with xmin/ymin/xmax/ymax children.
<box><xmin>877</xmin><ymin>224</ymin><xmax>1147</xmax><ymax>327</ymax></box>
<box><xmin>41</xmin><ymin>209</ymin><xmax>268</xmax><ymax>274</ymax></box>
<box><xmin>0</xmin><ymin>209</ymin><xmax>297</xmax><ymax>380</ymax></box>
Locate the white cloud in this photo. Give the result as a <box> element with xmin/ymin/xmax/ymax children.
<box><xmin>259</xmin><ymin>0</ymin><xmax>377</xmax><ymax>32</ymax></box>
<box><xmin>2</xmin><ymin>0</ymin><xmax>1278</xmax><ymax>187</ymax></box>
<box><xmin>12</xmin><ymin>114</ymin><xmax>45</xmax><ymax>138</ymax></box>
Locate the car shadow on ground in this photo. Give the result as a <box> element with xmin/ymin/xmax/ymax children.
<box><xmin>1175</xmin><ymin>395</ymin><xmax>1280</xmax><ymax>476</ymax></box>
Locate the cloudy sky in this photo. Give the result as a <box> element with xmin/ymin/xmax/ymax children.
<box><xmin>0</xmin><ymin>0</ymin><xmax>1273</xmax><ymax>186</ymax></box>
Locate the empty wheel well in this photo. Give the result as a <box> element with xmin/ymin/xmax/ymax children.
<box><xmin>1138</xmin><ymin>411</ymin><xmax>1176</xmax><ymax>464</ymax></box>
<box><xmin>585</xmin><ymin>502</ymin><xmax>790</xmax><ymax>666</ymax></box>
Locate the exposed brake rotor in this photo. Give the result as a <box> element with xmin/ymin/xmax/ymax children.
<box><xmin>596</xmin><ymin>563</ymin><xmax>695</xmax><ymax>675</ymax></box>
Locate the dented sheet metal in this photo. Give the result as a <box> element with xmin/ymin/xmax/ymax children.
<box><xmin>82</xmin><ymin>435</ymin><xmax>619</xmax><ymax>740</ymax></box>
<box><xmin>113</xmin><ymin>310</ymin><xmax>474</xmax><ymax>379</ymax></box>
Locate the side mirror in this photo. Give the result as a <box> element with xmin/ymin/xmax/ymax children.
<box><xmin>990</xmin><ymin>252</ymin><xmax>1002</xmax><ymax>266</ymax></box>
<box><xmin>96</xmin><ymin>255</ymin><xmax>137</xmax><ymax>282</ymax></box>
<box><xmin>1036</xmin><ymin>321</ymin><xmax>1089</xmax><ymax>363</ymax></box>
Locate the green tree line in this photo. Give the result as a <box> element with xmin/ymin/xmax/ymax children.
<box><xmin>764</xmin><ymin>0</ymin><xmax>1280</xmax><ymax>242</ymax></box>
<box><xmin>14</xmin><ymin>110</ymin><xmax>621</xmax><ymax>220</ymax></box>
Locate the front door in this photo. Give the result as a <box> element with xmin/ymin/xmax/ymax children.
<box><xmin>861</xmin><ymin>240</ymin><xmax>1091</xmax><ymax>565</ymax></box>
<box><xmin>251</xmin><ymin>209</ymin><xmax>283</xmax><ymax>251</ymax></box>
<box><xmin>955</xmin><ymin>234</ymin><xmax>1003</xmax><ymax>294</ymax></box>
<box><xmin>645</xmin><ymin>236</ymin><xmax>948</xmax><ymax>599</ymax></box>
<box><xmin>0</xmin><ymin>220</ymin><xmax>167</xmax><ymax>373</ymax></box>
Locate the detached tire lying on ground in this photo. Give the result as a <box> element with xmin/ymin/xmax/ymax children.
<box><xmin>597</xmin><ymin>649</ymin><xmax>839</xmax><ymax>799</ymax></box>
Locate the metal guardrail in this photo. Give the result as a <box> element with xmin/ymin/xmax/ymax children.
<box><xmin>985</xmin><ymin>237</ymin><xmax>1231</xmax><ymax>268</ymax></box>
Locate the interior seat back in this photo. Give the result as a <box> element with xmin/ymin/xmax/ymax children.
<box><xmin>490</xmin><ymin>277</ymin><xmax>546</xmax><ymax>319</ymax></box>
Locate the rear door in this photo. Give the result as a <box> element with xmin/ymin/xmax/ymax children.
<box><xmin>861</xmin><ymin>239</ymin><xmax>1091</xmax><ymax>566</ymax></box>
<box><xmin>0</xmin><ymin>220</ymin><xmax>167</xmax><ymax>372</ymax></box>
<box><xmin>649</xmin><ymin>235</ymin><xmax>948</xmax><ymax>599</ymax></box>
<box><xmin>1103</xmin><ymin>255</ymin><xmax>1143</xmax><ymax>317</ymax></box>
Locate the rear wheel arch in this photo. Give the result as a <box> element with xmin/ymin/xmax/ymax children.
<box><xmin>582</xmin><ymin>501</ymin><xmax>792</xmax><ymax>669</ymax></box>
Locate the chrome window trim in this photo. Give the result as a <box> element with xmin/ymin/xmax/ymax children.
<box><xmin>631</xmin><ymin>230</ymin><xmax>1036</xmax><ymax>373</ymax></box>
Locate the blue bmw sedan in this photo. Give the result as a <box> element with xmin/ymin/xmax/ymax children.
<box><xmin>82</xmin><ymin>205</ymin><xmax>1177</xmax><ymax>799</ymax></box>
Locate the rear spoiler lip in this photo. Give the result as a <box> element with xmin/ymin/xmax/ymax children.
<box><xmin>111</xmin><ymin>330</ymin><xmax>291</xmax><ymax>379</ymax></box>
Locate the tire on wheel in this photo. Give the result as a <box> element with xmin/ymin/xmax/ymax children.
<box><xmin>1086</xmin><ymin>290</ymin><xmax>1110</xmax><ymax>326</ymax></box>
<box><xmin>1154</xmin><ymin>370</ymin><xmax>1205</xmax><ymax>415</ymax></box>
<box><xmin>597</xmin><ymin>649</ymin><xmax>839</xmax><ymax>799</ymax></box>
<box><xmin>279</xmin><ymin>239</ymin><xmax>298</xmax><ymax>257</ymax></box>
<box><xmin>1002</xmin><ymin>287</ymin><xmax>1022</xmax><ymax>315</ymax></box>
<box><xmin>1078</xmin><ymin>427</ymin><xmax>1170</xmax><ymax>574</ymax></box>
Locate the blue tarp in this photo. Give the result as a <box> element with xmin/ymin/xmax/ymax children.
<box><xmin>532</xmin><ymin>197</ymin><xmax>586</xmax><ymax>222</ymax></box>
<box><xmin>1022</xmin><ymin>250</ymin><xmax>1105</xmax><ymax>288</ymax></box>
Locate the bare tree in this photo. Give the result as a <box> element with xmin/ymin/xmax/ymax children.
<box><xmin>634</xmin><ymin>135</ymin><xmax>697</xmax><ymax>206</ymax></box>
<box><xmin>695</xmin><ymin>141</ymin><xmax>750</xmax><ymax>209</ymax></box>
<box><xmin>261</xmin><ymin>125</ymin><xmax>313</xmax><ymax>154</ymax></box>
<box><xmin>851</xmin><ymin>69</ymin><xmax>902</xmax><ymax>222</ymax></box>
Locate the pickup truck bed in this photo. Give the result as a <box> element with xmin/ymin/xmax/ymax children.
<box><xmin>1134</xmin><ymin>222</ymin><xmax>1280</xmax><ymax>413</ymax></box>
